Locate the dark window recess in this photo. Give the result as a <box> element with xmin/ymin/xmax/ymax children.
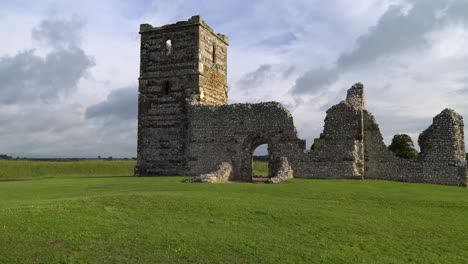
<box><xmin>212</xmin><ymin>44</ymin><xmax>216</xmax><ymax>63</ymax></box>
<box><xmin>162</xmin><ymin>81</ymin><xmax>172</xmax><ymax>95</ymax></box>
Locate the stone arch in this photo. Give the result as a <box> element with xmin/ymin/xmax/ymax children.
<box><xmin>239</xmin><ymin>134</ymin><xmax>278</xmax><ymax>182</ymax></box>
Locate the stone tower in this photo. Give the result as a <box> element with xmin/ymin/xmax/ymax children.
<box><xmin>136</xmin><ymin>15</ymin><xmax>229</xmax><ymax>176</ymax></box>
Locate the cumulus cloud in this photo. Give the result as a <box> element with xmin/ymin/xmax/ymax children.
<box><xmin>83</xmin><ymin>87</ymin><xmax>138</xmax><ymax>158</ymax></box>
<box><xmin>291</xmin><ymin>0</ymin><xmax>468</xmax><ymax>95</ymax></box>
<box><xmin>1</xmin><ymin>0</ymin><xmax>467</xmax><ymax>157</ymax></box>
<box><xmin>32</xmin><ymin>16</ymin><xmax>85</xmax><ymax>49</ymax></box>
<box><xmin>0</xmin><ymin>16</ymin><xmax>94</xmax><ymax>104</ymax></box>
<box><xmin>0</xmin><ymin>49</ymin><xmax>94</xmax><ymax>104</ymax></box>
<box><xmin>0</xmin><ymin>102</ymin><xmax>137</xmax><ymax>158</ymax></box>
<box><xmin>256</xmin><ymin>32</ymin><xmax>297</xmax><ymax>47</ymax></box>
<box><xmin>236</xmin><ymin>64</ymin><xmax>273</xmax><ymax>90</ymax></box>
<box><xmin>292</xmin><ymin>68</ymin><xmax>339</xmax><ymax>95</ymax></box>
<box><xmin>282</xmin><ymin>66</ymin><xmax>296</xmax><ymax>79</ymax></box>
<box><xmin>86</xmin><ymin>87</ymin><xmax>138</xmax><ymax>121</ymax></box>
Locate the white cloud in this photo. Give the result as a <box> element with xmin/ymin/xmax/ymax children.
<box><xmin>0</xmin><ymin>0</ymin><xmax>466</xmax><ymax>157</ymax></box>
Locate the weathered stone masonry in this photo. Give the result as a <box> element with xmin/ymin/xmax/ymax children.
<box><xmin>136</xmin><ymin>16</ymin><xmax>467</xmax><ymax>187</ymax></box>
<box><xmin>136</xmin><ymin>16</ymin><xmax>228</xmax><ymax>176</ymax></box>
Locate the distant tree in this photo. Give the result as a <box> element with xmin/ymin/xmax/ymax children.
<box><xmin>253</xmin><ymin>155</ymin><xmax>269</xmax><ymax>162</ymax></box>
<box><xmin>388</xmin><ymin>134</ymin><xmax>419</xmax><ymax>159</ymax></box>
<box><xmin>0</xmin><ymin>154</ymin><xmax>12</xmax><ymax>160</ymax></box>
<box><xmin>465</xmin><ymin>153</ymin><xmax>468</xmax><ymax>160</ymax></box>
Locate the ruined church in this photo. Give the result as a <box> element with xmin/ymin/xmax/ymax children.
<box><xmin>135</xmin><ymin>15</ymin><xmax>467</xmax><ymax>187</ymax></box>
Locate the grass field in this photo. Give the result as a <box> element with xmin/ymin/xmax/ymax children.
<box><xmin>253</xmin><ymin>161</ymin><xmax>268</xmax><ymax>177</ymax></box>
<box><xmin>0</xmin><ymin>160</ymin><xmax>134</xmax><ymax>180</ymax></box>
<box><xmin>0</xmin><ymin>161</ymin><xmax>468</xmax><ymax>263</ymax></box>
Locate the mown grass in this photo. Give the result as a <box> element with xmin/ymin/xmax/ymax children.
<box><xmin>0</xmin><ymin>160</ymin><xmax>135</xmax><ymax>180</ymax></box>
<box><xmin>0</xmin><ymin>173</ymin><xmax>467</xmax><ymax>263</ymax></box>
<box><xmin>253</xmin><ymin>160</ymin><xmax>268</xmax><ymax>177</ymax></box>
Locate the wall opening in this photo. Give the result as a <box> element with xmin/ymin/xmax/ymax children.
<box><xmin>212</xmin><ymin>43</ymin><xmax>216</xmax><ymax>63</ymax></box>
<box><xmin>165</xmin><ymin>39</ymin><xmax>172</xmax><ymax>56</ymax></box>
<box><xmin>387</xmin><ymin>134</ymin><xmax>419</xmax><ymax>159</ymax></box>
<box><xmin>252</xmin><ymin>143</ymin><xmax>269</xmax><ymax>182</ymax></box>
<box><xmin>162</xmin><ymin>81</ymin><xmax>171</xmax><ymax>95</ymax></box>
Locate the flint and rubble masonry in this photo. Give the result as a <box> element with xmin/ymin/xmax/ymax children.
<box><xmin>136</xmin><ymin>16</ymin><xmax>467</xmax><ymax>187</ymax></box>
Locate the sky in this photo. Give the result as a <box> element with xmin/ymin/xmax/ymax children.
<box><xmin>0</xmin><ymin>0</ymin><xmax>467</xmax><ymax>158</ymax></box>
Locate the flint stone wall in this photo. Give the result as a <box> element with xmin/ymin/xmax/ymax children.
<box><xmin>364</xmin><ymin>109</ymin><xmax>467</xmax><ymax>186</ymax></box>
<box><xmin>136</xmin><ymin>16</ymin><xmax>467</xmax><ymax>187</ymax></box>
<box><xmin>189</xmin><ymin>162</ymin><xmax>232</xmax><ymax>183</ymax></box>
<box><xmin>183</xmin><ymin>84</ymin><xmax>467</xmax><ymax>186</ymax></box>
<box><xmin>289</xmin><ymin>83</ymin><xmax>365</xmax><ymax>180</ymax></box>
<box><xmin>266</xmin><ymin>157</ymin><xmax>294</xmax><ymax>184</ymax></box>
<box><xmin>136</xmin><ymin>16</ymin><xmax>228</xmax><ymax>176</ymax></box>
<box><xmin>186</xmin><ymin>102</ymin><xmax>302</xmax><ymax>181</ymax></box>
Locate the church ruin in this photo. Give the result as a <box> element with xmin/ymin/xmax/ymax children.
<box><xmin>135</xmin><ymin>15</ymin><xmax>467</xmax><ymax>187</ymax></box>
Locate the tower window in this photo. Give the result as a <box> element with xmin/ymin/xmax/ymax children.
<box><xmin>212</xmin><ymin>43</ymin><xmax>216</xmax><ymax>63</ymax></box>
<box><xmin>165</xmin><ymin>39</ymin><xmax>172</xmax><ymax>56</ymax></box>
<box><xmin>162</xmin><ymin>81</ymin><xmax>171</xmax><ymax>95</ymax></box>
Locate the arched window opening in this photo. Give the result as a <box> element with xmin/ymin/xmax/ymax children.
<box><xmin>162</xmin><ymin>81</ymin><xmax>171</xmax><ymax>95</ymax></box>
<box><xmin>252</xmin><ymin>144</ymin><xmax>269</xmax><ymax>182</ymax></box>
<box><xmin>165</xmin><ymin>39</ymin><xmax>172</xmax><ymax>56</ymax></box>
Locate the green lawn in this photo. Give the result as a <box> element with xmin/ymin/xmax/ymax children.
<box><xmin>0</xmin><ymin>160</ymin><xmax>134</xmax><ymax>180</ymax></box>
<box><xmin>253</xmin><ymin>160</ymin><xmax>268</xmax><ymax>177</ymax></box>
<box><xmin>0</xmin><ymin>171</ymin><xmax>467</xmax><ymax>263</ymax></box>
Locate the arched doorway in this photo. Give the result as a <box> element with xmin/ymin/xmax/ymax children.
<box><xmin>252</xmin><ymin>143</ymin><xmax>270</xmax><ymax>182</ymax></box>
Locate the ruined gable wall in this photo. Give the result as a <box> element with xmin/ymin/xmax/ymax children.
<box><xmin>418</xmin><ymin>109</ymin><xmax>467</xmax><ymax>186</ymax></box>
<box><xmin>293</xmin><ymin>83</ymin><xmax>467</xmax><ymax>186</ymax></box>
<box><xmin>292</xmin><ymin>84</ymin><xmax>366</xmax><ymax>179</ymax></box>
<box><xmin>363</xmin><ymin>109</ymin><xmax>467</xmax><ymax>186</ymax></box>
<box><xmin>418</xmin><ymin>109</ymin><xmax>465</xmax><ymax>162</ymax></box>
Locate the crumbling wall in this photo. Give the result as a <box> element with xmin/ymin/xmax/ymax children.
<box><xmin>418</xmin><ymin>109</ymin><xmax>465</xmax><ymax>162</ymax></box>
<box><xmin>290</xmin><ymin>83</ymin><xmax>467</xmax><ymax>186</ymax></box>
<box><xmin>291</xmin><ymin>83</ymin><xmax>366</xmax><ymax>179</ymax></box>
<box><xmin>418</xmin><ymin>109</ymin><xmax>467</xmax><ymax>185</ymax></box>
<box><xmin>266</xmin><ymin>157</ymin><xmax>294</xmax><ymax>184</ymax></box>
<box><xmin>183</xmin><ymin>82</ymin><xmax>468</xmax><ymax>186</ymax></box>
<box><xmin>363</xmin><ymin>111</ymin><xmax>425</xmax><ymax>182</ymax></box>
<box><xmin>364</xmin><ymin>108</ymin><xmax>467</xmax><ymax>186</ymax></box>
<box><xmin>186</xmin><ymin>102</ymin><xmax>303</xmax><ymax>181</ymax></box>
<box><xmin>136</xmin><ymin>16</ymin><xmax>467</xmax><ymax>187</ymax></box>
<box><xmin>189</xmin><ymin>162</ymin><xmax>232</xmax><ymax>183</ymax></box>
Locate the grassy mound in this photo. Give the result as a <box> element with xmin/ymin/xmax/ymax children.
<box><xmin>0</xmin><ymin>176</ymin><xmax>467</xmax><ymax>263</ymax></box>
